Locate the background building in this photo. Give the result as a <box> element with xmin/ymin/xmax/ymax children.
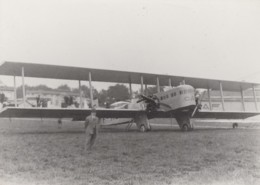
<box><xmin>26</xmin><ymin>90</ymin><xmax>91</xmax><ymax>108</ymax></box>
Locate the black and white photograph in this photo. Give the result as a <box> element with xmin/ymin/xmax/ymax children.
<box><xmin>0</xmin><ymin>0</ymin><xmax>260</xmax><ymax>184</ymax></box>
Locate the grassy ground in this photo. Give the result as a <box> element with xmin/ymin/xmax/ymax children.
<box><xmin>0</xmin><ymin>118</ymin><xmax>259</xmax><ymax>185</ymax></box>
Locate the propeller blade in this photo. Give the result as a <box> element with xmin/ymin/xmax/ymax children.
<box><xmin>139</xmin><ymin>94</ymin><xmax>156</xmax><ymax>103</ymax></box>
<box><xmin>137</xmin><ymin>98</ymin><xmax>145</xmax><ymax>103</ymax></box>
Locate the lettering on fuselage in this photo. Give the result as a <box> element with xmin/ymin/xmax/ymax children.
<box><xmin>184</xmin><ymin>96</ymin><xmax>195</xmax><ymax>101</ymax></box>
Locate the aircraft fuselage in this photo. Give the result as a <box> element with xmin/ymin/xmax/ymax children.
<box><xmin>154</xmin><ymin>84</ymin><xmax>196</xmax><ymax>111</ymax></box>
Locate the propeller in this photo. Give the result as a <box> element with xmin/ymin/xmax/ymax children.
<box><xmin>137</xmin><ymin>94</ymin><xmax>155</xmax><ymax>103</ymax></box>
<box><xmin>137</xmin><ymin>94</ymin><xmax>160</xmax><ymax>112</ymax></box>
<box><xmin>191</xmin><ymin>89</ymin><xmax>206</xmax><ymax>117</ymax></box>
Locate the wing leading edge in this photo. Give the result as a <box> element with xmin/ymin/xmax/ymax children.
<box><xmin>193</xmin><ymin>111</ymin><xmax>260</xmax><ymax>119</ymax></box>
<box><xmin>0</xmin><ymin>107</ymin><xmax>145</xmax><ymax>121</ymax></box>
<box><xmin>0</xmin><ymin>107</ymin><xmax>259</xmax><ymax>121</ymax></box>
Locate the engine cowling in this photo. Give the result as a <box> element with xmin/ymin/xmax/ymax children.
<box><xmin>137</xmin><ymin>94</ymin><xmax>160</xmax><ymax>113</ymax></box>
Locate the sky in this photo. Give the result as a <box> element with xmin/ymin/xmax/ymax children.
<box><xmin>0</xmin><ymin>0</ymin><xmax>260</xmax><ymax>91</ymax></box>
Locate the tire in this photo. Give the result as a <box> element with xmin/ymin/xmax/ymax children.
<box><xmin>232</xmin><ymin>123</ymin><xmax>238</xmax><ymax>129</ymax></box>
<box><xmin>147</xmin><ymin>125</ymin><xmax>152</xmax><ymax>132</ymax></box>
<box><xmin>140</xmin><ymin>125</ymin><xmax>146</xmax><ymax>132</ymax></box>
<box><xmin>182</xmin><ymin>124</ymin><xmax>189</xmax><ymax>132</ymax></box>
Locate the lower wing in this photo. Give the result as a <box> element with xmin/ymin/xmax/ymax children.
<box><xmin>0</xmin><ymin>107</ymin><xmax>259</xmax><ymax>120</ymax></box>
<box><xmin>0</xmin><ymin>107</ymin><xmax>144</xmax><ymax>121</ymax></box>
<box><xmin>193</xmin><ymin>111</ymin><xmax>260</xmax><ymax>119</ymax></box>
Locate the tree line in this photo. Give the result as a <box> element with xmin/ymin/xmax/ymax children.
<box><xmin>15</xmin><ymin>84</ymin><xmax>138</xmax><ymax>106</ymax></box>
<box><xmin>8</xmin><ymin>84</ymin><xmax>163</xmax><ymax>106</ymax></box>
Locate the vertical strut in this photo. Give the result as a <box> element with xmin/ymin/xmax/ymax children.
<box><xmin>145</xmin><ymin>84</ymin><xmax>148</xmax><ymax>95</ymax></box>
<box><xmin>207</xmin><ymin>88</ymin><xmax>212</xmax><ymax>110</ymax></box>
<box><xmin>156</xmin><ymin>77</ymin><xmax>160</xmax><ymax>93</ymax></box>
<box><xmin>140</xmin><ymin>75</ymin><xmax>144</xmax><ymax>94</ymax></box>
<box><xmin>79</xmin><ymin>80</ymin><xmax>82</xmax><ymax>108</ymax></box>
<box><xmin>219</xmin><ymin>82</ymin><xmax>225</xmax><ymax>111</ymax></box>
<box><xmin>240</xmin><ymin>85</ymin><xmax>245</xmax><ymax>111</ymax></box>
<box><xmin>13</xmin><ymin>76</ymin><xmax>17</xmax><ymax>107</ymax></box>
<box><xmin>168</xmin><ymin>78</ymin><xmax>172</xmax><ymax>87</ymax></box>
<box><xmin>22</xmin><ymin>67</ymin><xmax>26</xmax><ymax>107</ymax></box>
<box><xmin>129</xmin><ymin>81</ymin><xmax>132</xmax><ymax>98</ymax></box>
<box><xmin>252</xmin><ymin>84</ymin><xmax>258</xmax><ymax>111</ymax></box>
<box><xmin>89</xmin><ymin>72</ymin><xmax>93</xmax><ymax>108</ymax></box>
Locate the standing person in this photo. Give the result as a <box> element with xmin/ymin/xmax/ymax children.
<box><xmin>85</xmin><ymin>108</ymin><xmax>100</xmax><ymax>151</ymax></box>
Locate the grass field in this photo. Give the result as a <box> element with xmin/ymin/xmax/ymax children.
<box><xmin>0</xmin><ymin>118</ymin><xmax>259</xmax><ymax>185</ymax></box>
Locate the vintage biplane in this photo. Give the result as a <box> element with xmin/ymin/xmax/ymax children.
<box><xmin>0</xmin><ymin>61</ymin><xmax>259</xmax><ymax>131</ymax></box>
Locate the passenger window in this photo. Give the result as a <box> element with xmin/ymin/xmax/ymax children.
<box><xmin>180</xmin><ymin>91</ymin><xmax>182</xmax><ymax>95</ymax></box>
<box><xmin>171</xmin><ymin>93</ymin><xmax>174</xmax><ymax>97</ymax></box>
<box><xmin>160</xmin><ymin>97</ymin><xmax>163</xmax><ymax>100</ymax></box>
<box><xmin>166</xmin><ymin>95</ymin><xmax>169</xmax><ymax>98</ymax></box>
<box><xmin>174</xmin><ymin>92</ymin><xmax>176</xmax><ymax>96</ymax></box>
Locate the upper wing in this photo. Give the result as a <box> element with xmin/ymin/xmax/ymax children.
<box><xmin>1</xmin><ymin>61</ymin><xmax>259</xmax><ymax>91</ymax></box>
<box><xmin>0</xmin><ymin>107</ymin><xmax>144</xmax><ymax>121</ymax></box>
<box><xmin>1</xmin><ymin>107</ymin><xmax>259</xmax><ymax>120</ymax></box>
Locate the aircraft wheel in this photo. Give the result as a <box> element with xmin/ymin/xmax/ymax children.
<box><xmin>182</xmin><ymin>124</ymin><xmax>189</xmax><ymax>132</ymax></box>
<box><xmin>140</xmin><ymin>125</ymin><xmax>146</xmax><ymax>132</ymax></box>
<box><xmin>232</xmin><ymin>123</ymin><xmax>238</xmax><ymax>129</ymax></box>
<box><xmin>58</xmin><ymin>119</ymin><xmax>62</xmax><ymax>129</ymax></box>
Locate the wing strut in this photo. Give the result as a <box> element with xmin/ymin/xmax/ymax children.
<box><xmin>253</xmin><ymin>84</ymin><xmax>258</xmax><ymax>111</ymax></box>
<box><xmin>22</xmin><ymin>67</ymin><xmax>26</xmax><ymax>107</ymax></box>
<box><xmin>207</xmin><ymin>88</ymin><xmax>212</xmax><ymax>110</ymax></box>
<box><xmin>88</xmin><ymin>72</ymin><xmax>93</xmax><ymax>107</ymax></box>
<box><xmin>240</xmin><ymin>85</ymin><xmax>245</xmax><ymax>111</ymax></box>
<box><xmin>125</xmin><ymin>119</ymin><xmax>134</xmax><ymax>131</ymax></box>
<box><xmin>14</xmin><ymin>76</ymin><xmax>17</xmax><ymax>107</ymax></box>
<box><xmin>219</xmin><ymin>82</ymin><xmax>225</xmax><ymax>111</ymax></box>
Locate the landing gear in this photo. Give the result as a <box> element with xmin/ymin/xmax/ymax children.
<box><xmin>58</xmin><ymin>118</ymin><xmax>62</xmax><ymax>129</ymax></box>
<box><xmin>232</xmin><ymin>123</ymin><xmax>238</xmax><ymax>129</ymax></box>
<box><xmin>134</xmin><ymin>113</ymin><xmax>151</xmax><ymax>132</ymax></box>
<box><xmin>147</xmin><ymin>125</ymin><xmax>152</xmax><ymax>131</ymax></box>
<box><xmin>182</xmin><ymin>124</ymin><xmax>189</xmax><ymax>132</ymax></box>
<box><xmin>176</xmin><ymin>113</ymin><xmax>192</xmax><ymax>132</ymax></box>
<box><xmin>125</xmin><ymin>120</ymin><xmax>134</xmax><ymax>131</ymax></box>
<box><xmin>140</xmin><ymin>125</ymin><xmax>146</xmax><ymax>132</ymax></box>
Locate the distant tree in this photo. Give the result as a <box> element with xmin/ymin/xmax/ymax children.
<box><xmin>16</xmin><ymin>86</ymin><xmax>23</xmax><ymax>98</ymax></box>
<box><xmin>98</xmin><ymin>89</ymin><xmax>108</xmax><ymax>106</ymax></box>
<box><xmin>72</xmin><ymin>88</ymin><xmax>79</xmax><ymax>93</ymax></box>
<box><xmin>144</xmin><ymin>86</ymin><xmax>164</xmax><ymax>95</ymax></box>
<box><xmin>106</xmin><ymin>84</ymin><xmax>130</xmax><ymax>103</ymax></box>
<box><xmin>73</xmin><ymin>85</ymin><xmax>98</xmax><ymax>99</ymax></box>
<box><xmin>0</xmin><ymin>93</ymin><xmax>6</xmax><ymax>103</ymax></box>
<box><xmin>33</xmin><ymin>85</ymin><xmax>53</xmax><ymax>91</ymax></box>
<box><xmin>62</xmin><ymin>96</ymin><xmax>70</xmax><ymax>108</ymax></box>
<box><xmin>16</xmin><ymin>85</ymin><xmax>53</xmax><ymax>98</ymax></box>
<box><xmin>69</xmin><ymin>96</ymin><xmax>74</xmax><ymax>105</ymax></box>
<box><xmin>57</xmin><ymin>84</ymin><xmax>71</xmax><ymax>91</ymax></box>
<box><xmin>16</xmin><ymin>85</ymin><xmax>29</xmax><ymax>98</ymax></box>
<box><xmin>36</xmin><ymin>95</ymin><xmax>41</xmax><ymax>107</ymax></box>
